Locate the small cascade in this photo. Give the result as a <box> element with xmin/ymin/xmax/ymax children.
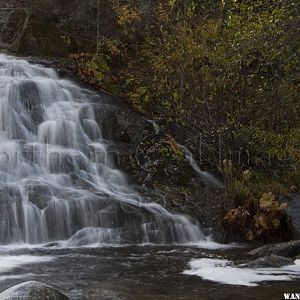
<box><xmin>146</xmin><ymin>120</ymin><xmax>224</xmax><ymax>190</ymax></box>
<box><xmin>0</xmin><ymin>55</ymin><xmax>204</xmax><ymax>246</ymax></box>
<box><xmin>178</xmin><ymin>145</ymin><xmax>224</xmax><ymax>189</ymax></box>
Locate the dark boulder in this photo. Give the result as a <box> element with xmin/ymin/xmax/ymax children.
<box><xmin>279</xmin><ymin>194</ymin><xmax>300</xmax><ymax>239</ymax></box>
<box><xmin>92</xmin><ymin>101</ymin><xmax>146</xmax><ymax>144</ymax></box>
<box><xmin>0</xmin><ymin>281</ymin><xmax>68</xmax><ymax>300</ymax></box>
<box><xmin>242</xmin><ymin>255</ymin><xmax>295</xmax><ymax>268</ymax></box>
<box><xmin>25</xmin><ymin>184</ymin><xmax>53</xmax><ymax>210</ymax></box>
<box><xmin>249</xmin><ymin>240</ymin><xmax>300</xmax><ymax>258</ymax></box>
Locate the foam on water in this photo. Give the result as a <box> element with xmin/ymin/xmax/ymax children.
<box><xmin>190</xmin><ymin>238</ymin><xmax>240</xmax><ymax>250</ymax></box>
<box><xmin>0</xmin><ymin>275</ymin><xmax>32</xmax><ymax>283</ymax></box>
<box><xmin>183</xmin><ymin>258</ymin><xmax>300</xmax><ymax>286</ymax></box>
<box><xmin>0</xmin><ymin>255</ymin><xmax>54</xmax><ymax>276</ymax></box>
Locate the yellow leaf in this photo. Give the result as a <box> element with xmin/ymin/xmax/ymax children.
<box><xmin>224</xmin><ymin>208</ymin><xmax>239</xmax><ymax>223</ymax></box>
<box><xmin>272</xmin><ymin>219</ymin><xmax>280</xmax><ymax>228</ymax></box>
<box><xmin>260</xmin><ymin>192</ymin><xmax>276</xmax><ymax>209</ymax></box>
<box><xmin>246</xmin><ymin>231</ymin><xmax>254</xmax><ymax>240</ymax></box>
<box><xmin>257</xmin><ymin>215</ymin><xmax>269</xmax><ymax>229</ymax></box>
<box><xmin>242</xmin><ymin>169</ymin><xmax>251</xmax><ymax>181</ymax></box>
<box><xmin>279</xmin><ymin>203</ymin><xmax>288</xmax><ymax>210</ymax></box>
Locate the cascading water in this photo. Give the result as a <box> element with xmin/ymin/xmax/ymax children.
<box><xmin>178</xmin><ymin>144</ymin><xmax>224</xmax><ymax>189</ymax></box>
<box><xmin>0</xmin><ymin>55</ymin><xmax>204</xmax><ymax>246</ymax></box>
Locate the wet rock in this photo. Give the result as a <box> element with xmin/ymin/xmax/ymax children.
<box><xmin>44</xmin><ymin>242</ymin><xmax>59</xmax><ymax>247</ymax></box>
<box><xmin>95</xmin><ymin>99</ymin><xmax>194</xmax><ymax>186</ymax></box>
<box><xmin>0</xmin><ymin>186</ymin><xmax>24</xmax><ymax>244</ymax></box>
<box><xmin>0</xmin><ymin>281</ymin><xmax>69</xmax><ymax>300</ymax></box>
<box><xmin>242</xmin><ymin>255</ymin><xmax>295</xmax><ymax>268</ymax></box>
<box><xmin>279</xmin><ymin>194</ymin><xmax>300</xmax><ymax>239</ymax></box>
<box><xmin>25</xmin><ymin>184</ymin><xmax>53</xmax><ymax>210</ymax></box>
<box><xmin>249</xmin><ymin>240</ymin><xmax>300</xmax><ymax>258</ymax></box>
<box><xmin>92</xmin><ymin>101</ymin><xmax>145</xmax><ymax>144</ymax></box>
<box><xmin>18</xmin><ymin>80</ymin><xmax>45</xmax><ymax>125</ymax></box>
<box><xmin>92</xmin><ymin>99</ymin><xmax>150</xmax><ymax>180</ymax></box>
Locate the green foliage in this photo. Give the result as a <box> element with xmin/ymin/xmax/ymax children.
<box><xmin>96</xmin><ymin>0</ymin><xmax>299</xmax><ymax>160</ymax></box>
<box><xmin>86</xmin><ymin>54</ymin><xmax>110</xmax><ymax>81</ymax></box>
<box><xmin>135</xmin><ymin>133</ymin><xmax>189</xmax><ymax>184</ymax></box>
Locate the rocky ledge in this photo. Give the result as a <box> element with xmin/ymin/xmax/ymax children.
<box><xmin>242</xmin><ymin>254</ymin><xmax>295</xmax><ymax>268</ymax></box>
<box><xmin>249</xmin><ymin>240</ymin><xmax>300</xmax><ymax>258</ymax></box>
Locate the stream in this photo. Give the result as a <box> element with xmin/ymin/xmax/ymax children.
<box><xmin>0</xmin><ymin>245</ymin><xmax>299</xmax><ymax>299</ymax></box>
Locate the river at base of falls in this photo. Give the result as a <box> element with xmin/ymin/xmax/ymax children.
<box><xmin>0</xmin><ymin>245</ymin><xmax>299</xmax><ymax>300</ymax></box>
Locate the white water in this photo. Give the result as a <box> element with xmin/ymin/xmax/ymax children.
<box><xmin>0</xmin><ymin>256</ymin><xmax>54</xmax><ymax>273</ymax></box>
<box><xmin>178</xmin><ymin>144</ymin><xmax>224</xmax><ymax>189</ymax></box>
<box><xmin>0</xmin><ymin>255</ymin><xmax>54</xmax><ymax>282</ymax></box>
<box><xmin>183</xmin><ymin>258</ymin><xmax>300</xmax><ymax>286</ymax></box>
<box><xmin>0</xmin><ymin>54</ymin><xmax>205</xmax><ymax>246</ymax></box>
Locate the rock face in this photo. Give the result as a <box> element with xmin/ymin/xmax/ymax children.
<box><xmin>242</xmin><ymin>255</ymin><xmax>295</xmax><ymax>268</ymax></box>
<box><xmin>0</xmin><ymin>281</ymin><xmax>69</xmax><ymax>300</ymax></box>
<box><xmin>0</xmin><ymin>2</ymin><xmax>30</xmax><ymax>52</ymax></box>
<box><xmin>249</xmin><ymin>240</ymin><xmax>300</xmax><ymax>258</ymax></box>
<box><xmin>89</xmin><ymin>92</ymin><xmax>226</xmax><ymax>240</ymax></box>
<box><xmin>280</xmin><ymin>194</ymin><xmax>300</xmax><ymax>239</ymax></box>
<box><xmin>90</xmin><ymin>92</ymin><xmax>193</xmax><ymax>186</ymax></box>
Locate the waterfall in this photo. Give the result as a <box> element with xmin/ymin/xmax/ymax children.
<box><xmin>178</xmin><ymin>145</ymin><xmax>224</xmax><ymax>189</ymax></box>
<box><xmin>0</xmin><ymin>54</ymin><xmax>204</xmax><ymax>246</ymax></box>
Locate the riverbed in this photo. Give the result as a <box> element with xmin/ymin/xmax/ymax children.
<box><xmin>0</xmin><ymin>245</ymin><xmax>299</xmax><ymax>299</ymax></box>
